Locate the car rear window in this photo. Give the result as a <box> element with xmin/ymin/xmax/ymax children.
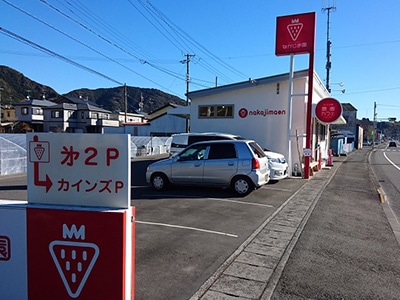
<box><xmin>248</xmin><ymin>142</ymin><xmax>266</xmax><ymax>158</ymax></box>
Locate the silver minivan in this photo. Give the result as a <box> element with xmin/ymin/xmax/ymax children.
<box><xmin>146</xmin><ymin>140</ymin><xmax>270</xmax><ymax>196</ymax></box>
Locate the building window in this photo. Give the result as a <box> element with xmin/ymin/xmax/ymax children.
<box><xmin>68</xmin><ymin>111</ymin><xmax>77</xmax><ymax>119</ymax></box>
<box><xmin>51</xmin><ymin>110</ymin><xmax>61</xmax><ymax>118</ymax></box>
<box><xmin>21</xmin><ymin>107</ymin><xmax>29</xmax><ymax>115</ymax></box>
<box><xmin>198</xmin><ymin>105</ymin><xmax>234</xmax><ymax>118</ymax></box>
<box><xmin>32</xmin><ymin>108</ymin><xmax>43</xmax><ymax>115</ymax></box>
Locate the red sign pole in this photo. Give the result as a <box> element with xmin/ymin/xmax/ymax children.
<box><xmin>304</xmin><ymin>50</ymin><xmax>314</xmax><ymax>179</ymax></box>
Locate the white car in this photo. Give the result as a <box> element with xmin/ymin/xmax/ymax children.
<box><xmin>264</xmin><ymin>150</ymin><xmax>289</xmax><ymax>180</ymax></box>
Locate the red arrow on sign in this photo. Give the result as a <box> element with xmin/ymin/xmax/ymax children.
<box><xmin>34</xmin><ymin>161</ymin><xmax>52</xmax><ymax>193</ymax></box>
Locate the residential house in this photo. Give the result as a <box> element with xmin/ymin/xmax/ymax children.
<box><xmin>14</xmin><ymin>95</ymin><xmax>119</xmax><ymax>133</ymax></box>
<box><xmin>14</xmin><ymin>98</ymin><xmax>57</xmax><ymax>132</ymax></box>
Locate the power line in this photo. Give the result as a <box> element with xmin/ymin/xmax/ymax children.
<box><xmin>129</xmin><ymin>0</ymin><xmax>249</xmax><ymax>82</ymax></box>
<box><xmin>35</xmin><ymin>0</ymin><xmax>187</xmax><ymax>94</ymax></box>
<box><xmin>0</xmin><ymin>27</ymin><xmax>123</xmax><ymax>85</ymax></box>
<box><xmin>1</xmin><ymin>0</ymin><xmax>173</xmax><ymax>92</ymax></box>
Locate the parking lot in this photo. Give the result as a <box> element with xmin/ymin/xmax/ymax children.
<box><xmin>0</xmin><ymin>156</ymin><xmax>307</xmax><ymax>300</ymax></box>
<box><xmin>131</xmin><ymin>156</ymin><xmax>306</xmax><ymax>299</ymax></box>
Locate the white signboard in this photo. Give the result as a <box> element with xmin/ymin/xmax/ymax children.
<box><xmin>303</xmin><ymin>148</ymin><xmax>312</xmax><ymax>157</ymax></box>
<box><xmin>0</xmin><ymin>201</ymin><xmax>28</xmax><ymax>300</ymax></box>
<box><xmin>27</xmin><ymin>133</ymin><xmax>131</xmax><ymax>208</ymax></box>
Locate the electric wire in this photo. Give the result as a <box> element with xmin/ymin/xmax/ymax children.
<box><xmin>128</xmin><ymin>0</ymin><xmax>249</xmax><ymax>83</ymax></box>
<box><xmin>1</xmin><ymin>0</ymin><xmax>178</xmax><ymax>94</ymax></box>
<box><xmin>142</xmin><ymin>0</ymin><xmax>250</xmax><ymax>80</ymax></box>
<box><xmin>0</xmin><ymin>27</ymin><xmax>123</xmax><ymax>85</ymax></box>
<box><xmin>37</xmin><ymin>0</ymin><xmax>205</xmax><ymax>92</ymax></box>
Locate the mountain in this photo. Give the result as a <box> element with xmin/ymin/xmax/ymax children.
<box><xmin>65</xmin><ymin>86</ymin><xmax>186</xmax><ymax>113</ymax></box>
<box><xmin>0</xmin><ymin>66</ymin><xmax>58</xmax><ymax>101</ymax></box>
<box><xmin>0</xmin><ymin>65</ymin><xmax>186</xmax><ymax>113</ymax></box>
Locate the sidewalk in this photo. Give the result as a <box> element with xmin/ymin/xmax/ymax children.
<box><xmin>190</xmin><ymin>148</ymin><xmax>400</xmax><ymax>299</ymax></box>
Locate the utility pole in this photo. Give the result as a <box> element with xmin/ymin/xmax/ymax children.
<box><xmin>181</xmin><ymin>54</ymin><xmax>195</xmax><ymax>132</ymax></box>
<box><xmin>0</xmin><ymin>87</ymin><xmax>3</xmax><ymax>125</ymax></box>
<box><xmin>124</xmin><ymin>83</ymin><xmax>127</xmax><ymax>123</ymax></box>
<box><xmin>322</xmin><ymin>2</ymin><xmax>336</xmax><ymax>93</ymax></box>
<box><xmin>373</xmin><ymin>101</ymin><xmax>377</xmax><ymax>149</ymax></box>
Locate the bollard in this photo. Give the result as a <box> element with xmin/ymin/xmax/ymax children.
<box><xmin>327</xmin><ymin>149</ymin><xmax>333</xmax><ymax>166</ymax></box>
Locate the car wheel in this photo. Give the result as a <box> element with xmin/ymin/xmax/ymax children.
<box><xmin>151</xmin><ymin>173</ymin><xmax>168</xmax><ymax>191</ymax></box>
<box><xmin>232</xmin><ymin>176</ymin><xmax>253</xmax><ymax>196</ymax></box>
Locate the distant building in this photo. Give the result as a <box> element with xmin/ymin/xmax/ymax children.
<box><xmin>331</xmin><ymin>103</ymin><xmax>363</xmax><ymax>149</ymax></box>
<box><xmin>14</xmin><ymin>95</ymin><xmax>119</xmax><ymax>133</ymax></box>
<box><xmin>105</xmin><ymin>103</ymin><xmax>186</xmax><ymax>136</ymax></box>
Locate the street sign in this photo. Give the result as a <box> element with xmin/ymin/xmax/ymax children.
<box><xmin>27</xmin><ymin>206</ymin><xmax>134</xmax><ymax>300</ymax></box>
<box><xmin>315</xmin><ymin>97</ymin><xmax>343</xmax><ymax>124</ymax></box>
<box><xmin>303</xmin><ymin>148</ymin><xmax>312</xmax><ymax>157</ymax></box>
<box><xmin>27</xmin><ymin>133</ymin><xmax>131</xmax><ymax>208</ymax></box>
<box><xmin>275</xmin><ymin>12</ymin><xmax>316</xmax><ymax>56</ymax></box>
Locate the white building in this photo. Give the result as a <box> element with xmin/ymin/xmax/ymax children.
<box><xmin>186</xmin><ymin>69</ymin><xmax>345</xmax><ymax>176</ymax></box>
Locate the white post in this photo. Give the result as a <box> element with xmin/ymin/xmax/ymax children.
<box><xmin>287</xmin><ymin>54</ymin><xmax>295</xmax><ymax>177</ymax></box>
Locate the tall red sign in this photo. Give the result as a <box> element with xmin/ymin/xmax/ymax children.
<box><xmin>275</xmin><ymin>12</ymin><xmax>316</xmax><ymax>56</ymax></box>
<box><xmin>275</xmin><ymin>12</ymin><xmax>316</xmax><ymax>179</ymax></box>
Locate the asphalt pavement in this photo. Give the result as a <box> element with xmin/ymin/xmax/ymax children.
<box><xmin>190</xmin><ymin>147</ymin><xmax>400</xmax><ymax>299</ymax></box>
<box><xmin>1</xmin><ymin>148</ymin><xmax>400</xmax><ymax>299</ymax></box>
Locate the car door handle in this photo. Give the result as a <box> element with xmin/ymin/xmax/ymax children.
<box><xmin>194</xmin><ymin>163</ymin><xmax>202</xmax><ymax>167</ymax></box>
<box><xmin>228</xmin><ymin>162</ymin><xmax>234</xmax><ymax>166</ymax></box>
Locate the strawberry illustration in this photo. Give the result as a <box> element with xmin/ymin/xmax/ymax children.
<box><xmin>34</xmin><ymin>144</ymin><xmax>45</xmax><ymax>160</ymax></box>
<box><xmin>49</xmin><ymin>240</ymin><xmax>99</xmax><ymax>298</ymax></box>
<box><xmin>287</xmin><ymin>23</ymin><xmax>303</xmax><ymax>41</ymax></box>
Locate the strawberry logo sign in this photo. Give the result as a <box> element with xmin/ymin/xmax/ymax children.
<box><xmin>34</xmin><ymin>143</ymin><xmax>45</xmax><ymax>160</ymax></box>
<box><xmin>275</xmin><ymin>12</ymin><xmax>315</xmax><ymax>56</ymax></box>
<box><xmin>49</xmin><ymin>224</ymin><xmax>99</xmax><ymax>298</ymax></box>
<box><xmin>287</xmin><ymin>23</ymin><xmax>303</xmax><ymax>41</ymax></box>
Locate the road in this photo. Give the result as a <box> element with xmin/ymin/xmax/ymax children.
<box><xmin>0</xmin><ymin>156</ymin><xmax>307</xmax><ymax>300</ymax></box>
<box><xmin>370</xmin><ymin>143</ymin><xmax>400</xmax><ymax>227</ymax></box>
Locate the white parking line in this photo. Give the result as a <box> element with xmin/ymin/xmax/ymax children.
<box><xmin>136</xmin><ymin>221</ymin><xmax>238</xmax><ymax>238</ymax></box>
<box><xmin>261</xmin><ymin>186</ymin><xmax>293</xmax><ymax>192</ymax></box>
<box><xmin>143</xmin><ymin>194</ymin><xmax>199</xmax><ymax>198</ymax></box>
<box><xmin>205</xmin><ymin>198</ymin><xmax>273</xmax><ymax>207</ymax></box>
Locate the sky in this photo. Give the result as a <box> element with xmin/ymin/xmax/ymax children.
<box><xmin>1</xmin><ymin>0</ymin><xmax>399</xmax><ymax>120</ymax></box>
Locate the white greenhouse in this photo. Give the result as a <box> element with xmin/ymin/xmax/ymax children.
<box><xmin>0</xmin><ymin>134</ymin><xmax>27</xmax><ymax>175</ymax></box>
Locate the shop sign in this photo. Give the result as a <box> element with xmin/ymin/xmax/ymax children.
<box><xmin>275</xmin><ymin>12</ymin><xmax>316</xmax><ymax>56</ymax></box>
<box><xmin>315</xmin><ymin>97</ymin><xmax>342</xmax><ymax>124</ymax></box>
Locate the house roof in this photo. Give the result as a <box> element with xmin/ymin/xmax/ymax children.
<box><xmin>341</xmin><ymin>103</ymin><xmax>357</xmax><ymax>112</ymax></box>
<box><xmin>187</xmin><ymin>69</ymin><xmax>315</xmax><ymax>99</ymax></box>
<box><xmin>46</xmin><ymin>97</ymin><xmax>111</xmax><ymax>113</ymax></box>
<box><xmin>14</xmin><ymin>98</ymin><xmax>56</xmax><ymax>107</ymax></box>
<box><xmin>76</xmin><ymin>102</ymin><xmax>111</xmax><ymax>113</ymax></box>
<box><xmin>45</xmin><ymin>103</ymin><xmax>77</xmax><ymax>110</ymax></box>
<box><xmin>55</xmin><ymin>95</ymin><xmax>98</xmax><ymax>106</ymax></box>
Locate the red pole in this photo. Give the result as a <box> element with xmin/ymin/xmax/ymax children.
<box><xmin>304</xmin><ymin>50</ymin><xmax>314</xmax><ymax>179</ymax></box>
